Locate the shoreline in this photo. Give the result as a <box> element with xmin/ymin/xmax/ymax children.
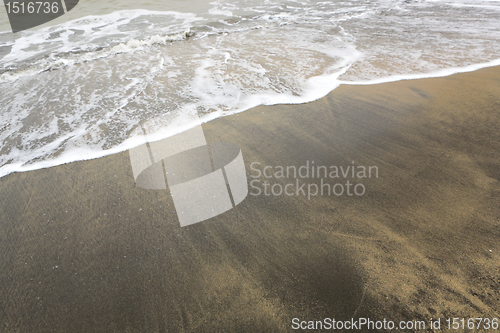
<box><xmin>2</xmin><ymin>59</ymin><xmax>500</xmax><ymax>180</ymax></box>
<box><xmin>1</xmin><ymin>65</ymin><xmax>499</xmax><ymax>331</ymax></box>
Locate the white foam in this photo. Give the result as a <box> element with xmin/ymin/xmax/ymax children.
<box><xmin>0</xmin><ymin>9</ymin><xmax>201</xmax><ymax>68</ymax></box>
<box><xmin>339</xmin><ymin>59</ymin><xmax>500</xmax><ymax>86</ymax></box>
<box><xmin>0</xmin><ymin>31</ymin><xmax>191</xmax><ymax>83</ymax></box>
<box><xmin>1</xmin><ymin>0</ymin><xmax>500</xmax><ymax>178</ymax></box>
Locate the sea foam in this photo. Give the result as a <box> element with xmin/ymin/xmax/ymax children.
<box><xmin>0</xmin><ymin>0</ymin><xmax>499</xmax><ymax>178</ymax></box>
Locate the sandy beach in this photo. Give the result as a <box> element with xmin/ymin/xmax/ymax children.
<box><xmin>1</xmin><ymin>66</ymin><xmax>499</xmax><ymax>332</ymax></box>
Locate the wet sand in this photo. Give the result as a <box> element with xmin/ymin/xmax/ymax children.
<box><xmin>1</xmin><ymin>66</ymin><xmax>499</xmax><ymax>332</ymax></box>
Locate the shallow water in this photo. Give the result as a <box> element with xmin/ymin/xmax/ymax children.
<box><xmin>0</xmin><ymin>0</ymin><xmax>499</xmax><ymax>177</ymax></box>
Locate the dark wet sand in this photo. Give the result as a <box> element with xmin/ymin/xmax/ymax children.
<box><xmin>1</xmin><ymin>67</ymin><xmax>500</xmax><ymax>332</ymax></box>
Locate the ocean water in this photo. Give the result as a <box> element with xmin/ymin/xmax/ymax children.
<box><xmin>0</xmin><ymin>0</ymin><xmax>499</xmax><ymax>177</ymax></box>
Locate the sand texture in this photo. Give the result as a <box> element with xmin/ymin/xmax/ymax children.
<box><xmin>1</xmin><ymin>67</ymin><xmax>499</xmax><ymax>332</ymax></box>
